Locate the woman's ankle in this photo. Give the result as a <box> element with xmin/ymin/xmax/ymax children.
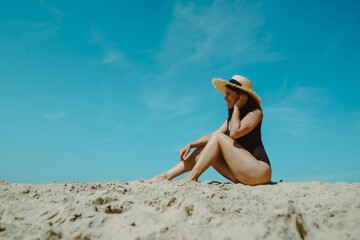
<box><xmin>185</xmin><ymin>171</ymin><xmax>198</xmax><ymax>181</ymax></box>
<box><xmin>161</xmin><ymin>172</ymin><xmax>171</xmax><ymax>180</ymax></box>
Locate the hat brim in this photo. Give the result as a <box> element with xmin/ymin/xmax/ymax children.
<box><xmin>212</xmin><ymin>78</ymin><xmax>262</xmax><ymax>107</ymax></box>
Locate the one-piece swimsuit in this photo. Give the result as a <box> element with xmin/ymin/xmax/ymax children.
<box><xmin>225</xmin><ymin>109</ymin><xmax>270</xmax><ymax>166</ymax></box>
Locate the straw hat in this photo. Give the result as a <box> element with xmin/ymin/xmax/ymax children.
<box><xmin>212</xmin><ymin>75</ymin><xmax>262</xmax><ymax>106</ymax></box>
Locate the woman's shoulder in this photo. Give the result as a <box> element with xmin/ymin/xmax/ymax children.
<box><xmin>242</xmin><ymin>108</ymin><xmax>262</xmax><ymax>117</ymax></box>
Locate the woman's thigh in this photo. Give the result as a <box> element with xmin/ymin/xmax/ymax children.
<box><xmin>213</xmin><ymin>133</ymin><xmax>271</xmax><ymax>185</ymax></box>
<box><xmin>212</xmin><ymin>155</ymin><xmax>240</xmax><ymax>183</ymax></box>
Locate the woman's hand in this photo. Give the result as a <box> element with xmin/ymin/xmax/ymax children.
<box><xmin>235</xmin><ymin>94</ymin><xmax>248</xmax><ymax>109</ymax></box>
<box><xmin>179</xmin><ymin>144</ymin><xmax>191</xmax><ymax>161</ymax></box>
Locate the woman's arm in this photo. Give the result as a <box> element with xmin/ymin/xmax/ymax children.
<box><xmin>228</xmin><ymin>107</ymin><xmax>262</xmax><ymax>139</ymax></box>
<box><xmin>189</xmin><ymin>120</ymin><xmax>227</xmax><ymax>148</ymax></box>
<box><xmin>179</xmin><ymin>120</ymin><xmax>227</xmax><ymax>161</ymax></box>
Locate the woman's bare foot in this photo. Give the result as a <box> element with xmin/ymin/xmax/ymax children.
<box><xmin>140</xmin><ymin>173</ymin><xmax>169</xmax><ymax>182</ymax></box>
<box><xmin>173</xmin><ymin>176</ymin><xmax>197</xmax><ymax>185</ymax></box>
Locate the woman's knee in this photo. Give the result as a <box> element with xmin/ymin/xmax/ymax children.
<box><xmin>209</xmin><ymin>132</ymin><xmax>227</xmax><ymax>143</ymax></box>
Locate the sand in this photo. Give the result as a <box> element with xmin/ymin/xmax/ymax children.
<box><xmin>0</xmin><ymin>179</ymin><xmax>359</xmax><ymax>240</ymax></box>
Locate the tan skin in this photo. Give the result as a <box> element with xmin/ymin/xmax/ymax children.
<box><xmin>141</xmin><ymin>88</ymin><xmax>272</xmax><ymax>185</ymax></box>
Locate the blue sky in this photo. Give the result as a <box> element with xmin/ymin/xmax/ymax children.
<box><xmin>1</xmin><ymin>0</ymin><xmax>359</xmax><ymax>183</ymax></box>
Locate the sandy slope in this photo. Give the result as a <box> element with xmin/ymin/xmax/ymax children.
<box><xmin>0</xmin><ymin>179</ymin><xmax>359</xmax><ymax>240</ymax></box>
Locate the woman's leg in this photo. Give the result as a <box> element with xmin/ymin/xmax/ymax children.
<box><xmin>141</xmin><ymin>147</ymin><xmax>204</xmax><ymax>182</ymax></box>
<box><xmin>175</xmin><ymin>133</ymin><xmax>271</xmax><ymax>185</ymax></box>
<box><xmin>211</xmin><ymin>155</ymin><xmax>240</xmax><ymax>183</ymax></box>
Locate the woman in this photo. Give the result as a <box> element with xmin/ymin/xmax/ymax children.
<box><xmin>141</xmin><ymin>75</ymin><xmax>271</xmax><ymax>185</ymax></box>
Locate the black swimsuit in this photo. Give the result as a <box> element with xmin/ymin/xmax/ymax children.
<box><xmin>226</xmin><ymin>109</ymin><xmax>270</xmax><ymax>166</ymax></box>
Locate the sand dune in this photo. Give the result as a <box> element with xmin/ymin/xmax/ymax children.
<box><xmin>0</xmin><ymin>179</ymin><xmax>359</xmax><ymax>239</ymax></box>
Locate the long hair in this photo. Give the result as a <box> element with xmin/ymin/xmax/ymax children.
<box><xmin>226</xmin><ymin>84</ymin><xmax>261</xmax><ymax>117</ymax></box>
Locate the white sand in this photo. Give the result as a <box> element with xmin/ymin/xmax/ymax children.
<box><xmin>1</xmin><ymin>179</ymin><xmax>359</xmax><ymax>240</ymax></box>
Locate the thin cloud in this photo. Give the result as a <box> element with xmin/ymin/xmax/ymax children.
<box><xmin>141</xmin><ymin>91</ymin><xmax>198</xmax><ymax>121</ymax></box>
<box><xmin>86</xmin><ymin>29</ymin><xmax>128</xmax><ymax>65</ymax></box>
<box><xmin>140</xmin><ymin>1</ymin><xmax>284</xmax><ymax>120</ymax></box>
<box><xmin>41</xmin><ymin>0</ymin><xmax>63</xmax><ymax>25</ymax></box>
<box><xmin>101</xmin><ymin>49</ymin><xmax>125</xmax><ymax>64</ymax></box>
<box><xmin>157</xmin><ymin>0</ymin><xmax>284</xmax><ymax>69</ymax></box>
<box><xmin>264</xmin><ymin>85</ymin><xmax>332</xmax><ymax>138</ymax></box>
<box><xmin>88</xmin><ymin>29</ymin><xmax>106</xmax><ymax>44</ymax></box>
<box><xmin>6</xmin><ymin>20</ymin><xmax>59</xmax><ymax>39</ymax></box>
<box><xmin>84</xmin><ymin>1</ymin><xmax>284</xmax><ymax>122</ymax></box>
<box><xmin>5</xmin><ymin>1</ymin><xmax>62</xmax><ymax>40</ymax></box>
<box><xmin>283</xmin><ymin>86</ymin><xmax>329</xmax><ymax>106</ymax></box>
<box><xmin>41</xmin><ymin>110</ymin><xmax>66</xmax><ymax>122</ymax></box>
